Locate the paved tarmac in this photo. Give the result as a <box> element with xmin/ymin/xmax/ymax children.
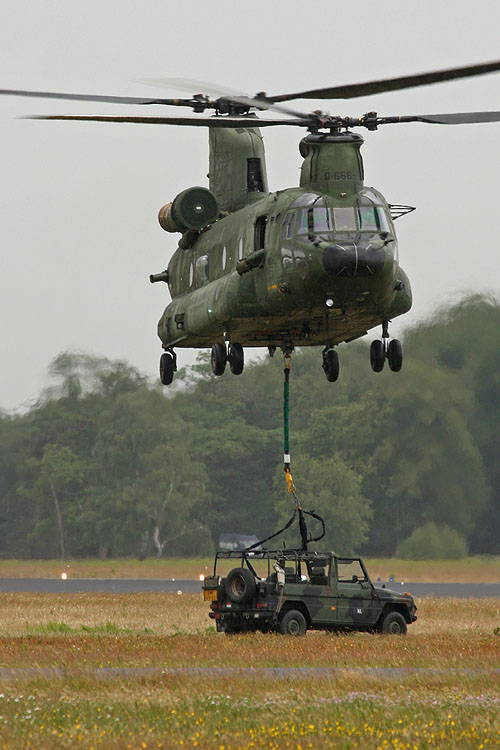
<box><xmin>0</xmin><ymin>579</ymin><xmax>498</xmax><ymax>597</ymax></box>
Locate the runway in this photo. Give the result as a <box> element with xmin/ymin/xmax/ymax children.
<box><xmin>0</xmin><ymin>579</ymin><xmax>498</xmax><ymax>597</ymax></box>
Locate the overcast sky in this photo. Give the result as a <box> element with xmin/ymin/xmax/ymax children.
<box><xmin>1</xmin><ymin>0</ymin><xmax>499</xmax><ymax>411</ymax></box>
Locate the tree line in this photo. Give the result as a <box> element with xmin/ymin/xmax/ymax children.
<box><xmin>1</xmin><ymin>294</ymin><xmax>499</xmax><ymax>559</ymax></box>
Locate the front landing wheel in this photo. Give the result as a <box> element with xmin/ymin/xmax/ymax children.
<box><xmin>370</xmin><ymin>340</ymin><xmax>385</xmax><ymax>372</ymax></box>
<box><xmin>388</xmin><ymin>339</ymin><xmax>403</xmax><ymax>372</ymax></box>
<box><xmin>322</xmin><ymin>349</ymin><xmax>339</xmax><ymax>382</ymax></box>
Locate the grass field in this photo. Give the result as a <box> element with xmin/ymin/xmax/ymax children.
<box><xmin>0</xmin><ymin>555</ymin><xmax>498</xmax><ymax>582</ymax></box>
<box><xmin>0</xmin><ymin>593</ymin><xmax>499</xmax><ymax>748</ymax></box>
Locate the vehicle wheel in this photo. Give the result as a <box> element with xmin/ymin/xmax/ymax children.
<box><xmin>370</xmin><ymin>340</ymin><xmax>385</xmax><ymax>372</ymax></box>
<box><xmin>279</xmin><ymin>609</ymin><xmax>307</xmax><ymax>636</ymax></box>
<box><xmin>388</xmin><ymin>339</ymin><xmax>403</xmax><ymax>372</ymax></box>
<box><xmin>159</xmin><ymin>352</ymin><xmax>175</xmax><ymax>385</ymax></box>
<box><xmin>225</xmin><ymin>568</ymin><xmax>256</xmax><ymax>604</ymax></box>
<box><xmin>211</xmin><ymin>343</ymin><xmax>227</xmax><ymax>376</ymax></box>
<box><xmin>228</xmin><ymin>343</ymin><xmax>244</xmax><ymax>375</ymax></box>
<box><xmin>322</xmin><ymin>349</ymin><xmax>339</xmax><ymax>382</ymax></box>
<box><xmin>380</xmin><ymin>611</ymin><xmax>407</xmax><ymax>635</ymax></box>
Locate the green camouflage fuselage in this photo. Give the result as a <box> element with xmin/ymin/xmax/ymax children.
<box><xmin>157</xmin><ymin>128</ymin><xmax>412</xmax><ymax>349</ymax></box>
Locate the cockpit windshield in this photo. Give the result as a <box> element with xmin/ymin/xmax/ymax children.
<box><xmin>291</xmin><ymin>202</ymin><xmax>391</xmax><ymax>238</ymax></box>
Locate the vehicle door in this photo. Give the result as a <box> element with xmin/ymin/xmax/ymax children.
<box><xmin>335</xmin><ymin>559</ymin><xmax>374</xmax><ymax>626</ymax></box>
<box><xmin>300</xmin><ymin>559</ymin><xmax>338</xmax><ymax>625</ymax></box>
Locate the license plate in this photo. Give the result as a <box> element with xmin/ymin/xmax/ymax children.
<box><xmin>204</xmin><ymin>588</ymin><xmax>217</xmax><ymax>602</ymax></box>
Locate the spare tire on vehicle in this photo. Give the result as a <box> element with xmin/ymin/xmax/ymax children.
<box><xmin>225</xmin><ymin>567</ymin><xmax>256</xmax><ymax>604</ymax></box>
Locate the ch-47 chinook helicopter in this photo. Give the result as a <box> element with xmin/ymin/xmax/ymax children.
<box><xmin>2</xmin><ymin>61</ymin><xmax>500</xmax><ymax>384</ymax></box>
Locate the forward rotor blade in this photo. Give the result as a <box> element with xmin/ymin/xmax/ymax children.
<box><xmin>0</xmin><ymin>88</ymin><xmax>195</xmax><ymax>107</ymax></box>
<box><xmin>141</xmin><ymin>77</ymin><xmax>311</xmax><ymax>119</ymax></box>
<box><xmin>266</xmin><ymin>60</ymin><xmax>500</xmax><ymax>102</ymax></box>
<box><xmin>26</xmin><ymin>114</ymin><xmax>312</xmax><ymax>127</ymax></box>
<box><xmin>378</xmin><ymin>110</ymin><xmax>500</xmax><ymax>125</ymax></box>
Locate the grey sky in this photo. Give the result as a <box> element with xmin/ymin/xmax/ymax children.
<box><xmin>1</xmin><ymin>0</ymin><xmax>499</xmax><ymax>411</ymax></box>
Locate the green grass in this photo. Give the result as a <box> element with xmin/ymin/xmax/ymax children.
<box><xmin>0</xmin><ymin>594</ymin><xmax>499</xmax><ymax>748</ymax></box>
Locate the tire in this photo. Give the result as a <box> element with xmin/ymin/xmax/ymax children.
<box><xmin>370</xmin><ymin>340</ymin><xmax>385</xmax><ymax>372</ymax></box>
<box><xmin>322</xmin><ymin>349</ymin><xmax>339</xmax><ymax>382</ymax></box>
<box><xmin>228</xmin><ymin>343</ymin><xmax>244</xmax><ymax>375</ymax></box>
<box><xmin>388</xmin><ymin>339</ymin><xmax>403</xmax><ymax>372</ymax></box>
<box><xmin>225</xmin><ymin>568</ymin><xmax>256</xmax><ymax>604</ymax></box>
<box><xmin>380</xmin><ymin>610</ymin><xmax>407</xmax><ymax>635</ymax></box>
<box><xmin>211</xmin><ymin>343</ymin><xmax>227</xmax><ymax>376</ymax></box>
<box><xmin>159</xmin><ymin>353</ymin><xmax>175</xmax><ymax>385</ymax></box>
<box><xmin>279</xmin><ymin>609</ymin><xmax>307</xmax><ymax>636</ymax></box>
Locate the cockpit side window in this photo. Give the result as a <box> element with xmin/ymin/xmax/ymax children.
<box><xmin>282</xmin><ymin>212</ymin><xmax>295</xmax><ymax>240</ymax></box>
<box><xmin>358</xmin><ymin>206</ymin><xmax>380</xmax><ymax>231</ymax></box>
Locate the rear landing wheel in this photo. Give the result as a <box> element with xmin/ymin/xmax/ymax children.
<box><xmin>211</xmin><ymin>343</ymin><xmax>227</xmax><ymax>376</ymax></box>
<box><xmin>228</xmin><ymin>343</ymin><xmax>244</xmax><ymax>375</ymax></box>
<box><xmin>159</xmin><ymin>352</ymin><xmax>175</xmax><ymax>385</ymax></box>
<box><xmin>322</xmin><ymin>349</ymin><xmax>339</xmax><ymax>382</ymax></box>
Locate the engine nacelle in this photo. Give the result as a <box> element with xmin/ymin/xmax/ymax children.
<box><xmin>158</xmin><ymin>186</ymin><xmax>219</xmax><ymax>233</ymax></box>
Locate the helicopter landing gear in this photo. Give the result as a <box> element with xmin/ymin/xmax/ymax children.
<box><xmin>387</xmin><ymin>339</ymin><xmax>403</xmax><ymax>372</ymax></box>
<box><xmin>211</xmin><ymin>343</ymin><xmax>227</xmax><ymax>376</ymax></box>
<box><xmin>159</xmin><ymin>349</ymin><xmax>177</xmax><ymax>385</ymax></box>
<box><xmin>322</xmin><ymin>347</ymin><xmax>339</xmax><ymax>382</ymax></box>
<box><xmin>370</xmin><ymin>321</ymin><xmax>403</xmax><ymax>373</ymax></box>
<box><xmin>211</xmin><ymin>342</ymin><xmax>245</xmax><ymax>376</ymax></box>
<box><xmin>370</xmin><ymin>340</ymin><xmax>385</xmax><ymax>372</ymax></box>
<box><xmin>228</xmin><ymin>343</ymin><xmax>244</xmax><ymax>375</ymax></box>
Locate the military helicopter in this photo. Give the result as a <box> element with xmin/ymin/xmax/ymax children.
<box><xmin>2</xmin><ymin>61</ymin><xmax>500</xmax><ymax>384</ymax></box>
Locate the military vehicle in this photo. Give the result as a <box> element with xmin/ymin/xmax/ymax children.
<box><xmin>203</xmin><ymin>548</ymin><xmax>417</xmax><ymax>635</ymax></box>
<box><xmin>2</xmin><ymin>61</ymin><xmax>500</xmax><ymax>384</ymax></box>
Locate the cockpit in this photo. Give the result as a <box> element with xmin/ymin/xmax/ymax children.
<box><xmin>282</xmin><ymin>191</ymin><xmax>392</xmax><ymax>242</ymax></box>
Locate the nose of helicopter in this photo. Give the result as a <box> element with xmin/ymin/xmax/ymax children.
<box><xmin>322</xmin><ymin>240</ymin><xmax>385</xmax><ymax>277</ymax></box>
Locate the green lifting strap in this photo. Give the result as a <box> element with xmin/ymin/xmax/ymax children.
<box><xmin>283</xmin><ymin>357</ymin><xmax>291</xmax><ymax>472</ymax></box>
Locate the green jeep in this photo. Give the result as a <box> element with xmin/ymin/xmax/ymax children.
<box><xmin>203</xmin><ymin>549</ymin><xmax>417</xmax><ymax>635</ymax></box>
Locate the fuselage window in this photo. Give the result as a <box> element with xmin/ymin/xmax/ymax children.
<box><xmin>189</xmin><ymin>262</ymin><xmax>194</xmax><ymax>287</ymax></box>
<box><xmin>313</xmin><ymin>206</ymin><xmax>333</xmax><ymax>232</ymax></box>
<box><xmin>358</xmin><ymin>206</ymin><xmax>380</xmax><ymax>231</ymax></box>
<box><xmin>377</xmin><ymin>208</ymin><xmax>391</xmax><ymax>234</ymax></box>
<box><xmin>282</xmin><ymin>212</ymin><xmax>295</xmax><ymax>240</ymax></box>
<box><xmin>222</xmin><ymin>246</ymin><xmax>227</xmax><ymax>271</ymax></box>
<box><xmin>254</xmin><ymin>216</ymin><xmax>267</xmax><ymax>250</ymax></box>
<box><xmin>294</xmin><ymin>247</ymin><xmax>307</xmax><ymax>270</ymax></box>
<box><xmin>282</xmin><ymin>247</ymin><xmax>293</xmax><ymax>269</ymax></box>
<box><xmin>238</xmin><ymin>237</ymin><xmax>244</xmax><ymax>260</ymax></box>
<box><xmin>296</xmin><ymin>209</ymin><xmax>308</xmax><ymax>235</ymax></box>
<box><xmin>333</xmin><ymin>207</ymin><xmax>357</xmax><ymax>231</ymax></box>
<box><xmin>195</xmin><ymin>254</ymin><xmax>209</xmax><ymax>282</ymax></box>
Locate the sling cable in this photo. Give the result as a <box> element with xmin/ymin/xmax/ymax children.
<box><xmin>245</xmin><ymin>350</ymin><xmax>325</xmax><ymax>553</ymax></box>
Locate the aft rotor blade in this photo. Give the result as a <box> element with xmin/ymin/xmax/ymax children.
<box><xmin>378</xmin><ymin>110</ymin><xmax>500</xmax><ymax>125</ymax></box>
<box><xmin>266</xmin><ymin>60</ymin><xmax>500</xmax><ymax>102</ymax></box>
<box><xmin>26</xmin><ymin>114</ymin><xmax>313</xmax><ymax>127</ymax></box>
<box><xmin>0</xmin><ymin>88</ymin><xmax>196</xmax><ymax>107</ymax></box>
